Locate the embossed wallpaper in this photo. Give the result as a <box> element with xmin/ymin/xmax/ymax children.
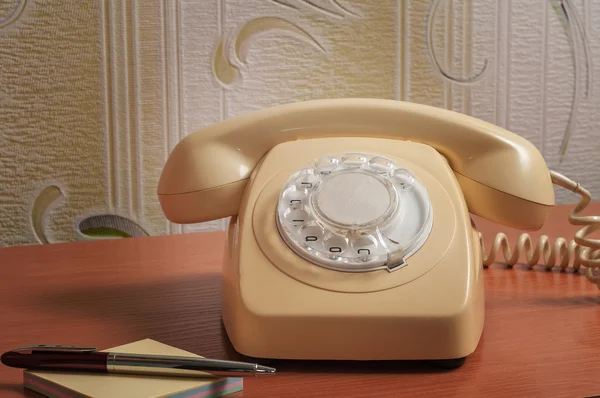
<box><xmin>1</xmin><ymin>0</ymin><xmax>598</xmax><ymax>246</ymax></box>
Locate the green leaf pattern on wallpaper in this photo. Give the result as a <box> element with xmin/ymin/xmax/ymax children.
<box><xmin>76</xmin><ymin>214</ymin><xmax>148</xmax><ymax>240</ymax></box>
<box><xmin>31</xmin><ymin>185</ymin><xmax>148</xmax><ymax>244</ymax></box>
<box><xmin>426</xmin><ymin>0</ymin><xmax>592</xmax><ymax>162</ymax></box>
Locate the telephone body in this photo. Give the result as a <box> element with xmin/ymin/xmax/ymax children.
<box><xmin>157</xmin><ymin>99</ymin><xmax>600</xmax><ymax>364</ymax></box>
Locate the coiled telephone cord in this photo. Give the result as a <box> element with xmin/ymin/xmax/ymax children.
<box><xmin>479</xmin><ymin>171</ymin><xmax>600</xmax><ymax>288</ymax></box>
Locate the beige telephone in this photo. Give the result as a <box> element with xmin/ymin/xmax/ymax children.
<box><xmin>157</xmin><ymin>98</ymin><xmax>600</xmax><ymax>367</ymax></box>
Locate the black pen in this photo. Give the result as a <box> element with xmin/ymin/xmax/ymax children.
<box><xmin>1</xmin><ymin>345</ymin><xmax>276</xmax><ymax>378</ymax></box>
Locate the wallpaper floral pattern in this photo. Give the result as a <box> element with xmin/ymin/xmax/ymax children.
<box><xmin>0</xmin><ymin>0</ymin><xmax>598</xmax><ymax>246</ymax></box>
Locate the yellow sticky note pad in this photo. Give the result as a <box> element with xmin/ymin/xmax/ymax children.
<box><xmin>23</xmin><ymin>339</ymin><xmax>243</xmax><ymax>398</ymax></box>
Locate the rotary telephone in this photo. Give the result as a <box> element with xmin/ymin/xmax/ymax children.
<box><xmin>157</xmin><ymin>98</ymin><xmax>600</xmax><ymax>367</ymax></box>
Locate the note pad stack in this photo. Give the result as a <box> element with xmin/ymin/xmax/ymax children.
<box><xmin>22</xmin><ymin>339</ymin><xmax>243</xmax><ymax>398</ymax></box>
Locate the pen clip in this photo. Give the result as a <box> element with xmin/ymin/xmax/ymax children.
<box><xmin>10</xmin><ymin>345</ymin><xmax>97</xmax><ymax>354</ymax></box>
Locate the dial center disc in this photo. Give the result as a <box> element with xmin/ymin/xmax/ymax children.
<box><xmin>313</xmin><ymin>171</ymin><xmax>393</xmax><ymax>227</ymax></box>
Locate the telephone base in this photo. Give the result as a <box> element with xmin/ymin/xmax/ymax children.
<box><xmin>221</xmin><ymin>138</ymin><xmax>486</xmax><ymax>363</ymax></box>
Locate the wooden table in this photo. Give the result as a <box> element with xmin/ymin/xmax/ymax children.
<box><xmin>2</xmin><ymin>203</ymin><xmax>600</xmax><ymax>397</ymax></box>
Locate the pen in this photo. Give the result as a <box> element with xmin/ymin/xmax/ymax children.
<box><xmin>1</xmin><ymin>345</ymin><xmax>276</xmax><ymax>378</ymax></box>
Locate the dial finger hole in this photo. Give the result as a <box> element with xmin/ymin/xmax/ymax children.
<box><xmin>285</xmin><ymin>209</ymin><xmax>309</xmax><ymax>227</ymax></box>
<box><xmin>368</xmin><ymin>157</ymin><xmax>394</xmax><ymax>173</ymax></box>
<box><xmin>295</xmin><ymin>173</ymin><xmax>319</xmax><ymax>190</ymax></box>
<box><xmin>352</xmin><ymin>236</ymin><xmax>378</xmax><ymax>257</ymax></box>
<box><xmin>341</xmin><ymin>153</ymin><xmax>367</xmax><ymax>168</ymax></box>
<box><xmin>285</xmin><ymin>190</ymin><xmax>307</xmax><ymax>208</ymax></box>
<box><xmin>323</xmin><ymin>234</ymin><xmax>348</xmax><ymax>255</ymax></box>
<box><xmin>300</xmin><ymin>224</ymin><xmax>324</xmax><ymax>250</ymax></box>
<box><xmin>315</xmin><ymin>156</ymin><xmax>340</xmax><ymax>175</ymax></box>
<box><xmin>392</xmin><ymin>169</ymin><xmax>415</xmax><ymax>190</ymax></box>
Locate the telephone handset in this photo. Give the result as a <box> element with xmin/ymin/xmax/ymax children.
<box><xmin>157</xmin><ymin>98</ymin><xmax>600</xmax><ymax>365</ymax></box>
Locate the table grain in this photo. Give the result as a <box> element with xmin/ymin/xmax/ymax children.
<box><xmin>2</xmin><ymin>203</ymin><xmax>600</xmax><ymax>397</ymax></box>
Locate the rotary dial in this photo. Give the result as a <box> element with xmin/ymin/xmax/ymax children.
<box><xmin>275</xmin><ymin>152</ymin><xmax>433</xmax><ymax>272</ymax></box>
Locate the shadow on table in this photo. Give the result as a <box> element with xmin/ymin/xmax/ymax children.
<box><xmin>247</xmin><ymin>357</ymin><xmax>466</xmax><ymax>375</ymax></box>
<box><xmin>0</xmin><ymin>383</ymin><xmax>24</xmax><ymax>394</ymax></box>
<box><xmin>529</xmin><ymin>296</ymin><xmax>600</xmax><ymax>307</ymax></box>
<box><xmin>28</xmin><ymin>273</ymin><xmax>236</xmax><ymax>359</ymax></box>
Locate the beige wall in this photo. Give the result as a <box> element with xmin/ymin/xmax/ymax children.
<box><xmin>1</xmin><ymin>0</ymin><xmax>598</xmax><ymax>246</ymax></box>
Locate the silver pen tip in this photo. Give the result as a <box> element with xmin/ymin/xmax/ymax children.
<box><xmin>255</xmin><ymin>364</ymin><xmax>276</xmax><ymax>375</ymax></box>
